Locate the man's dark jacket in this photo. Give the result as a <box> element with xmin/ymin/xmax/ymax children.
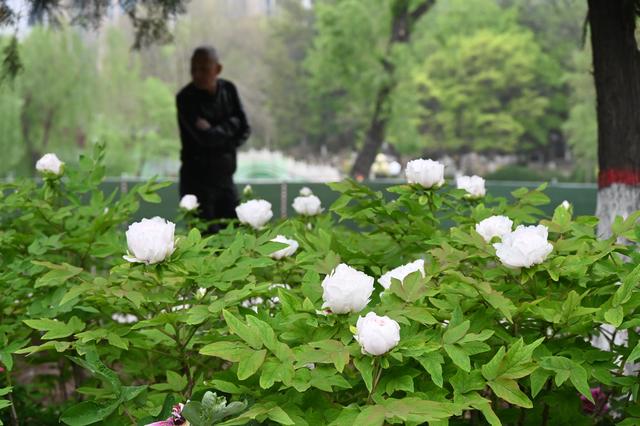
<box><xmin>176</xmin><ymin>79</ymin><xmax>250</xmax><ymax>224</ymax></box>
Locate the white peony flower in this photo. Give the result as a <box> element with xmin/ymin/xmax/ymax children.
<box><xmin>299</xmin><ymin>186</ymin><xmax>313</xmax><ymax>196</ymax></box>
<box><xmin>475</xmin><ymin>215</ymin><xmax>513</xmax><ymax>242</ymax></box>
<box><xmin>123</xmin><ymin>217</ymin><xmax>176</xmax><ymax>264</ymax></box>
<box><xmin>236</xmin><ymin>199</ymin><xmax>273</xmax><ymax>229</ymax></box>
<box><xmin>378</xmin><ymin>259</ymin><xmax>425</xmax><ymax>290</ymax></box>
<box><xmin>111</xmin><ymin>313</ymin><xmax>138</xmax><ymax>324</ymax></box>
<box><xmin>388</xmin><ymin>161</ymin><xmax>402</xmax><ymax>176</ymax></box>
<box><xmin>270</xmin><ymin>235</ymin><xmax>299</xmax><ymax>259</ymax></box>
<box><xmin>354</xmin><ymin>312</ymin><xmax>401</xmax><ymax>356</ymax></box>
<box><xmin>36</xmin><ymin>153</ymin><xmax>64</xmax><ymax>176</ymax></box>
<box><xmin>179</xmin><ymin>194</ymin><xmax>199</xmax><ymax>211</ymax></box>
<box><xmin>456</xmin><ymin>175</ymin><xmax>486</xmax><ymax>198</ymax></box>
<box><xmin>292</xmin><ymin>195</ymin><xmax>323</xmax><ymax>216</ymax></box>
<box><xmin>321</xmin><ymin>263</ymin><xmax>374</xmax><ymax>314</ymax></box>
<box><xmin>405</xmin><ymin>158</ymin><xmax>445</xmax><ymax>188</ymax></box>
<box><xmin>493</xmin><ymin>224</ymin><xmax>553</xmax><ymax>268</ymax></box>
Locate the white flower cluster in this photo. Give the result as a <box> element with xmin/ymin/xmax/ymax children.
<box><xmin>321</xmin><ymin>260</ymin><xmax>429</xmax><ymax>356</ymax></box>
<box><xmin>475</xmin><ymin>216</ymin><xmax>553</xmax><ymax>268</ymax></box>
<box><xmin>292</xmin><ymin>188</ymin><xmax>323</xmax><ymax>216</ymax></box>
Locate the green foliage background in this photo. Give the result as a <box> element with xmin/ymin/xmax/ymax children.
<box><xmin>0</xmin><ymin>0</ymin><xmax>595</xmax><ymax>180</ymax></box>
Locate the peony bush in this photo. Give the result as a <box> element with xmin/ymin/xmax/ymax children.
<box><xmin>1</xmin><ymin>153</ymin><xmax>640</xmax><ymax>425</ymax></box>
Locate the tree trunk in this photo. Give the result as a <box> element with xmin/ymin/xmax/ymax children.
<box><xmin>588</xmin><ymin>0</ymin><xmax>640</xmax><ymax>236</ymax></box>
<box><xmin>350</xmin><ymin>0</ymin><xmax>435</xmax><ymax>179</ymax></box>
<box><xmin>350</xmin><ymin>81</ymin><xmax>394</xmax><ymax>180</ymax></box>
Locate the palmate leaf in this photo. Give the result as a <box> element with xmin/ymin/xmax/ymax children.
<box><xmin>355</xmin><ymin>398</ymin><xmax>466</xmax><ymax>426</ymax></box>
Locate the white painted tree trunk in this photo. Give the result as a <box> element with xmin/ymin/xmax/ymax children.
<box><xmin>596</xmin><ymin>184</ymin><xmax>640</xmax><ymax>238</ymax></box>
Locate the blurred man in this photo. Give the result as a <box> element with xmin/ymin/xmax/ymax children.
<box><xmin>176</xmin><ymin>46</ymin><xmax>250</xmax><ymax>232</ymax></box>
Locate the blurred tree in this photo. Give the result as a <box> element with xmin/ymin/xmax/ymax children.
<box><xmin>264</xmin><ymin>0</ymin><xmax>315</xmax><ymax>150</ymax></box>
<box><xmin>415</xmin><ymin>28</ymin><xmax>560</xmax><ymax>155</ymax></box>
<box><xmin>11</xmin><ymin>27</ymin><xmax>96</xmax><ymax>174</ymax></box>
<box><xmin>305</xmin><ymin>0</ymin><xmax>436</xmax><ymax>177</ymax></box>
<box><xmin>0</xmin><ymin>78</ymin><xmax>23</xmax><ymax>176</ymax></box>
<box><xmin>91</xmin><ymin>28</ymin><xmax>178</xmax><ymax>176</ymax></box>
<box><xmin>349</xmin><ymin>0</ymin><xmax>436</xmax><ymax>178</ymax></box>
<box><xmin>563</xmin><ymin>47</ymin><xmax>597</xmax><ymax>182</ymax></box>
<box><xmin>0</xmin><ymin>0</ymin><xmax>188</xmax><ymax>81</ymax></box>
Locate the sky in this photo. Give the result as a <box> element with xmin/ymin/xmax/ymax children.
<box><xmin>2</xmin><ymin>0</ymin><xmax>30</xmax><ymax>37</ymax></box>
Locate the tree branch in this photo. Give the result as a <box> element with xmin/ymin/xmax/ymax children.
<box><xmin>410</xmin><ymin>0</ymin><xmax>436</xmax><ymax>23</ymax></box>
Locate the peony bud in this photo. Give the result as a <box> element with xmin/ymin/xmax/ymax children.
<box><xmin>179</xmin><ymin>194</ymin><xmax>199</xmax><ymax>211</ymax></box>
<box><xmin>36</xmin><ymin>153</ymin><xmax>64</xmax><ymax>176</ymax></box>
<box><xmin>493</xmin><ymin>224</ymin><xmax>553</xmax><ymax>268</ymax></box>
<box><xmin>299</xmin><ymin>186</ymin><xmax>313</xmax><ymax>196</ymax></box>
<box><xmin>405</xmin><ymin>158</ymin><xmax>445</xmax><ymax>188</ymax></box>
<box><xmin>270</xmin><ymin>235</ymin><xmax>299</xmax><ymax>259</ymax></box>
<box><xmin>378</xmin><ymin>259</ymin><xmax>425</xmax><ymax>290</ymax></box>
<box><xmin>456</xmin><ymin>175</ymin><xmax>486</xmax><ymax>198</ymax></box>
<box><xmin>321</xmin><ymin>263</ymin><xmax>374</xmax><ymax>314</ymax></box>
<box><xmin>243</xmin><ymin>185</ymin><xmax>253</xmax><ymax>196</ymax></box>
<box><xmin>292</xmin><ymin>195</ymin><xmax>323</xmax><ymax>216</ymax></box>
<box><xmin>475</xmin><ymin>215</ymin><xmax>513</xmax><ymax>242</ymax></box>
<box><xmin>354</xmin><ymin>312</ymin><xmax>401</xmax><ymax>355</ymax></box>
<box><xmin>561</xmin><ymin>200</ymin><xmax>571</xmax><ymax>210</ymax></box>
<box><xmin>123</xmin><ymin>217</ymin><xmax>175</xmax><ymax>264</ymax></box>
<box><xmin>236</xmin><ymin>199</ymin><xmax>273</xmax><ymax>229</ymax></box>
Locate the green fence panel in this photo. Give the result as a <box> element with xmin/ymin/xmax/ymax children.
<box><xmin>103</xmin><ymin>179</ymin><xmax>596</xmax><ymax>222</ymax></box>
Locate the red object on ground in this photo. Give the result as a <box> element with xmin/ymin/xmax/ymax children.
<box><xmin>598</xmin><ymin>169</ymin><xmax>640</xmax><ymax>188</ymax></box>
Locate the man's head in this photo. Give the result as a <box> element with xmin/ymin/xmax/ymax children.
<box><xmin>191</xmin><ymin>46</ymin><xmax>222</xmax><ymax>90</ymax></box>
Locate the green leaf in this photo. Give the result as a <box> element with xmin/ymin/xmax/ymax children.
<box><xmin>200</xmin><ymin>341</ymin><xmax>252</xmax><ymax>362</ymax></box>
<box><xmin>309</xmin><ymin>340</ymin><xmax>349</xmax><ymax>372</ymax></box>
<box><xmin>23</xmin><ymin>317</ymin><xmax>85</xmax><ymax>340</ymax></box>
<box><xmin>530</xmin><ymin>368</ymin><xmax>551</xmax><ymax>398</ymax></box>
<box><xmin>569</xmin><ymin>364</ymin><xmax>594</xmax><ymax>404</ymax></box>
<box><xmin>353</xmin><ymin>357</ymin><xmax>374</xmax><ymax>392</ymax></box>
<box><xmin>266</xmin><ymin>406</ymin><xmax>295</xmax><ymax>425</ymax></box>
<box><xmin>68</xmin><ymin>351</ymin><xmax>121</xmax><ymax>392</ymax></box>
<box><xmin>627</xmin><ymin>341</ymin><xmax>640</xmax><ymax>364</ymax></box>
<box><xmin>384</xmin><ymin>374</ymin><xmax>414</xmax><ymax>395</ymax></box>
<box><xmin>604</xmin><ymin>306</ymin><xmax>624</xmax><ymax>327</ymax></box>
<box><xmin>389</xmin><ymin>271</ymin><xmax>427</xmax><ymax>302</ymax></box>
<box><xmin>186</xmin><ymin>305</ymin><xmax>211</xmax><ymax>325</ymax></box>
<box><xmin>34</xmin><ymin>262</ymin><xmax>83</xmax><ymax>288</ymax></box>
<box><xmin>487</xmin><ymin>378</ymin><xmax>532</xmax><ymax>408</ymax></box>
<box><xmin>612</xmin><ymin>263</ymin><xmax>640</xmax><ymax>306</ymax></box>
<box><xmin>150</xmin><ymin>371</ymin><xmax>188</xmax><ymax>392</ymax></box>
<box><xmin>481</xmin><ymin>347</ymin><xmax>506</xmax><ymax>381</ymax></box>
<box><xmin>444</xmin><ymin>344</ymin><xmax>470</xmax><ymax>372</ymax></box>
<box><xmin>415</xmin><ymin>352</ymin><xmax>444</xmax><ymax>388</ymax></box>
<box><xmin>222</xmin><ymin>310</ymin><xmax>262</xmax><ymax>350</ymax></box>
<box><xmin>60</xmin><ymin>401</ymin><xmax>119</xmax><ymax>426</ymax></box>
<box><xmin>443</xmin><ymin>320</ymin><xmax>470</xmax><ymax>344</ymax></box>
<box><xmin>237</xmin><ymin>349</ymin><xmax>266</xmax><ymax>380</ymax></box>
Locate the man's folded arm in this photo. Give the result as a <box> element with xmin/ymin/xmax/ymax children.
<box><xmin>176</xmin><ymin>86</ymin><xmax>250</xmax><ymax>149</ymax></box>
